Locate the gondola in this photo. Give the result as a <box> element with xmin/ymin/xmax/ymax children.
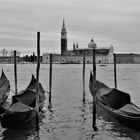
<box><xmin>0</xmin><ymin>70</ymin><xmax>10</xmax><ymax>105</ymax></box>
<box><xmin>12</xmin><ymin>74</ymin><xmax>46</xmax><ymax>110</ymax></box>
<box><xmin>89</xmin><ymin>72</ymin><xmax>140</xmax><ymax>131</ymax></box>
<box><xmin>0</xmin><ymin>75</ymin><xmax>46</xmax><ymax>128</ymax></box>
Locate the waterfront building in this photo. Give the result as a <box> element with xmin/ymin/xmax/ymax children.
<box><xmin>115</xmin><ymin>54</ymin><xmax>134</xmax><ymax>64</ymax></box>
<box><xmin>115</xmin><ymin>53</ymin><xmax>140</xmax><ymax>64</ymax></box>
<box><xmin>133</xmin><ymin>54</ymin><xmax>140</xmax><ymax>63</ymax></box>
<box><xmin>42</xmin><ymin>19</ymin><xmax>114</xmax><ymax>64</ymax></box>
<box><xmin>0</xmin><ymin>56</ymin><xmax>20</xmax><ymax>63</ymax></box>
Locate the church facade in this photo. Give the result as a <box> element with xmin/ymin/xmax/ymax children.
<box><xmin>42</xmin><ymin>19</ymin><xmax>114</xmax><ymax>64</ymax></box>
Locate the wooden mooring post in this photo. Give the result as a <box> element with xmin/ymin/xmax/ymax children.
<box><xmin>48</xmin><ymin>53</ymin><xmax>52</xmax><ymax>108</ymax></box>
<box><xmin>36</xmin><ymin>32</ymin><xmax>40</xmax><ymax>128</ymax></box>
<box><xmin>92</xmin><ymin>48</ymin><xmax>97</xmax><ymax>131</ymax></box>
<box><xmin>114</xmin><ymin>53</ymin><xmax>117</xmax><ymax>88</ymax></box>
<box><xmin>82</xmin><ymin>51</ymin><xmax>85</xmax><ymax>103</ymax></box>
<box><xmin>14</xmin><ymin>50</ymin><xmax>17</xmax><ymax>95</ymax></box>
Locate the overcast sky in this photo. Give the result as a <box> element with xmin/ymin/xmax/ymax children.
<box><xmin>0</xmin><ymin>0</ymin><xmax>140</xmax><ymax>55</ymax></box>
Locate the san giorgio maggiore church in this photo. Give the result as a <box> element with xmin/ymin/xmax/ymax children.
<box><xmin>42</xmin><ymin>19</ymin><xmax>114</xmax><ymax>64</ymax></box>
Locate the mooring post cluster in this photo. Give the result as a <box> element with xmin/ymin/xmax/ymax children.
<box><xmin>10</xmin><ymin>31</ymin><xmax>54</xmax><ymax>130</ymax></box>
<box><xmin>11</xmin><ymin>32</ymin><xmax>119</xmax><ymax>132</ymax></box>
<box><xmin>12</xmin><ymin>33</ymin><xmax>118</xmax><ymax>131</ymax></box>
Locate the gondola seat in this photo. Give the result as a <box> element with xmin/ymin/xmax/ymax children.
<box><xmin>115</xmin><ymin>103</ymin><xmax>140</xmax><ymax>117</ymax></box>
<box><xmin>100</xmin><ymin>88</ymin><xmax>131</xmax><ymax>110</ymax></box>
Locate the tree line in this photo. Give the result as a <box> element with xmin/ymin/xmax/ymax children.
<box><xmin>0</xmin><ymin>49</ymin><xmax>21</xmax><ymax>57</ymax></box>
<box><xmin>0</xmin><ymin>49</ymin><xmax>42</xmax><ymax>63</ymax></box>
<box><xmin>22</xmin><ymin>52</ymin><xmax>42</xmax><ymax>62</ymax></box>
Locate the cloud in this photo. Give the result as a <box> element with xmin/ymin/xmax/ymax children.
<box><xmin>0</xmin><ymin>0</ymin><xmax>140</xmax><ymax>54</ymax></box>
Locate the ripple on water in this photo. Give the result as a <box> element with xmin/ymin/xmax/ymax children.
<box><xmin>0</xmin><ymin>64</ymin><xmax>140</xmax><ymax>140</ymax></box>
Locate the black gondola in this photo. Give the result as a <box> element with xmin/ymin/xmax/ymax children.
<box><xmin>0</xmin><ymin>70</ymin><xmax>10</xmax><ymax>105</ymax></box>
<box><xmin>0</xmin><ymin>75</ymin><xmax>46</xmax><ymax>128</ymax></box>
<box><xmin>89</xmin><ymin>72</ymin><xmax>140</xmax><ymax>131</ymax></box>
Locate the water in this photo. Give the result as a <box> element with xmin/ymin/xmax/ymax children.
<box><xmin>0</xmin><ymin>64</ymin><xmax>140</xmax><ymax>140</ymax></box>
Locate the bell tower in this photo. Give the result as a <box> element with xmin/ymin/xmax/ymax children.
<box><xmin>61</xmin><ymin>18</ymin><xmax>67</xmax><ymax>55</ymax></box>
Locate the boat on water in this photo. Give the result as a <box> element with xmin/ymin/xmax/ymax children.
<box><xmin>0</xmin><ymin>75</ymin><xmax>46</xmax><ymax>129</ymax></box>
<box><xmin>89</xmin><ymin>72</ymin><xmax>140</xmax><ymax>131</ymax></box>
<box><xmin>99</xmin><ymin>64</ymin><xmax>107</xmax><ymax>67</ymax></box>
<box><xmin>0</xmin><ymin>70</ymin><xmax>10</xmax><ymax>107</ymax></box>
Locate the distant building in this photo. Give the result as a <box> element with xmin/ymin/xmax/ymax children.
<box><xmin>134</xmin><ymin>54</ymin><xmax>140</xmax><ymax>63</ymax></box>
<box><xmin>116</xmin><ymin>53</ymin><xmax>140</xmax><ymax>64</ymax></box>
<box><xmin>43</xmin><ymin>19</ymin><xmax>114</xmax><ymax>64</ymax></box>
<box><xmin>0</xmin><ymin>56</ymin><xmax>20</xmax><ymax>63</ymax></box>
<box><xmin>115</xmin><ymin>54</ymin><xmax>134</xmax><ymax>64</ymax></box>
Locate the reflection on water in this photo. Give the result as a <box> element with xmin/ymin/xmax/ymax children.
<box><xmin>1</xmin><ymin>127</ymin><xmax>39</xmax><ymax>140</ymax></box>
<box><xmin>0</xmin><ymin>64</ymin><xmax>140</xmax><ymax>139</ymax></box>
<box><xmin>45</xmin><ymin>109</ymin><xmax>56</xmax><ymax>134</ymax></box>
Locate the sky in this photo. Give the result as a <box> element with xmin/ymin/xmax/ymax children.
<box><xmin>0</xmin><ymin>0</ymin><xmax>140</xmax><ymax>55</ymax></box>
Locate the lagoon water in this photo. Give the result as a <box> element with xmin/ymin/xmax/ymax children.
<box><xmin>0</xmin><ymin>64</ymin><xmax>140</xmax><ymax>140</ymax></box>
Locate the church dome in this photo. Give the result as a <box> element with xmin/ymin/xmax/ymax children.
<box><xmin>88</xmin><ymin>38</ymin><xmax>97</xmax><ymax>49</ymax></box>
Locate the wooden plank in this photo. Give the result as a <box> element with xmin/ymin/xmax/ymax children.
<box><xmin>114</xmin><ymin>53</ymin><xmax>117</xmax><ymax>88</ymax></box>
<box><xmin>82</xmin><ymin>51</ymin><xmax>85</xmax><ymax>103</ymax></box>
<box><xmin>36</xmin><ymin>32</ymin><xmax>40</xmax><ymax>111</ymax></box>
<box><xmin>14</xmin><ymin>50</ymin><xmax>17</xmax><ymax>95</ymax></box>
<box><xmin>48</xmin><ymin>53</ymin><xmax>52</xmax><ymax>108</ymax></box>
<box><xmin>35</xmin><ymin>32</ymin><xmax>40</xmax><ymax>129</ymax></box>
<box><xmin>92</xmin><ymin>48</ymin><xmax>97</xmax><ymax>131</ymax></box>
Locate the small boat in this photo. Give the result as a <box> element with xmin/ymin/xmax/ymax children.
<box><xmin>0</xmin><ymin>75</ymin><xmax>46</xmax><ymax>128</ymax></box>
<box><xmin>60</xmin><ymin>61</ymin><xmax>67</xmax><ymax>64</ymax></box>
<box><xmin>89</xmin><ymin>72</ymin><xmax>140</xmax><ymax>131</ymax></box>
<box><xmin>0</xmin><ymin>70</ymin><xmax>10</xmax><ymax>105</ymax></box>
<box><xmin>99</xmin><ymin>64</ymin><xmax>107</xmax><ymax>67</ymax></box>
